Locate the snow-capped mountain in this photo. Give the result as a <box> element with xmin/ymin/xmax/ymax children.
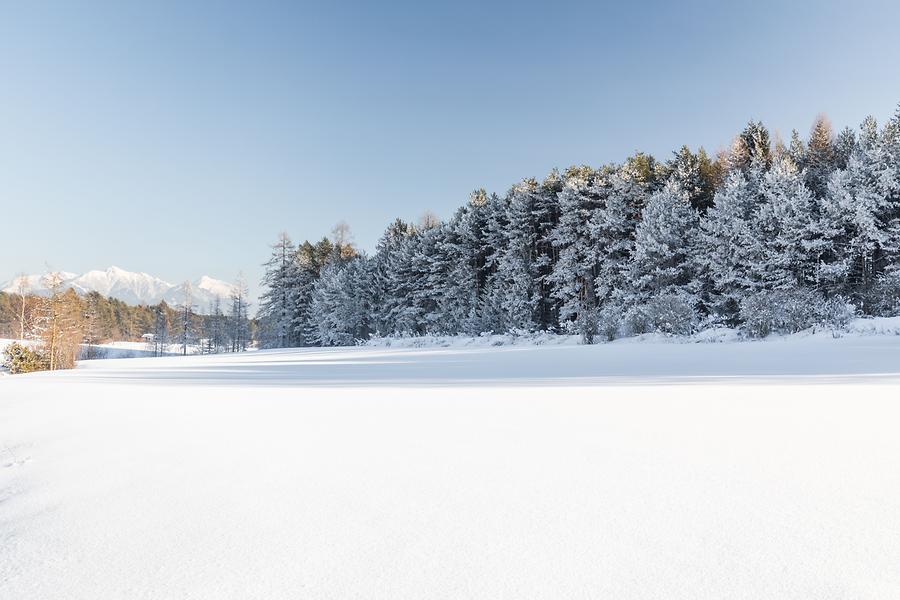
<box><xmin>1</xmin><ymin>272</ymin><xmax>80</xmax><ymax>295</ymax></box>
<box><xmin>162</xmin><ymin>276</ymin><xmax>237</xmax><ymax>311</ymax></box>
<box><xmin>1</xmin><ymin>267</ymin><xmax>235</xmax><ymax>313</ymax></box>
<box><xmin>69</xmin><ymin>267</ymin><xmax>174</xmax><ymax>306</ymax></box>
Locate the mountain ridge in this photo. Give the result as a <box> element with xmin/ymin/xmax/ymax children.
<box><xmin>1</xmin><ymin>267</ymin><xmax>235</xmax><ymax>313</ymax></box>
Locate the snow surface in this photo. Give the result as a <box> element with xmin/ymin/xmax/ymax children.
<box><xmin>2</xmin><ymin>339</ymin><xmax>900</xmax><ymax>598</ymax></box>
<box><xmin>0</xmin><ymin>340</ymin><xmax>196</xmax><ymax>366</ymax></box>
<box><xmin>0</xmin><ymin>266</ymin><xmax>234</xmax><ymax>312</ymax></box>
<box><xmin>365</xmin><ymin>316</ymin><xmax>900</xmax><ymax>349</ymax></box>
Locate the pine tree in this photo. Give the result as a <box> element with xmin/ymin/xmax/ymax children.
<box><xmin>817</xmin><ymin>130</ymin><xmax>900</xmax><ymax>307</ymax></box>
<box><xmin>750</xmin><ymin>158</ymin><xmax>824</xmax><ymax>289</ymax></box>
<box><xmin>788</xmin><ymin>129</ymin><xmax>807</xmax><ymax>171</ymax></box>
<box><xmin>547</xmin><ymin>170</ymin><xmax>603</xmax><ymax>341</ymax></box>
<box><xmin>434</xmin><ymin>209</ymin><xmax>480</xmax><ymax>334</ymax></box>
<box><xmin>626</xmin><ymin>180</ymin><xmax>699</xmax><ymax>304</ymax></box>
<box><xmin>532</xmin><ymin>171</ymin><xmax>563</xmax><ymax>330</ymax></box>
<box><xmin>806</xmin><ymin>114</ymin><xmax>836</xmax><ymax>197</ymax></box>
<box><xmin>409</xmin><ymin>223</ymin><xmax>444</xmax><ymax>334</ymax></box>
<box><xmin>728</xmin><ymin>121</ymin><xmax>773</xmax><ymax>173</ymax></box>
<box><xmin>696</xmin><ymin>171</ymin><xmax>758</xmax><ymax>321</ymax></box>
<box><xmin>591</xmin><ymin>168</ymin><xmax>647</xmax><ymax>307</ymax></box>
<box><xmin>663</xmin><ymin>146</ymin><xmax>717</xmax><ymax>212</ymax></box>
<box><xmin>488</xmin><ymin>185</ymin><xmax>537</xmax><ymax>331</ymax></box>
<box><xmin>372</xmin><ymin>219</ymin><xmax>419</xmax><ymax>336</ymax></box>
<box><xmin>834</xmin><ymin>126</ymin><xmax>857</xmax><ymax>170</ymax></box>
<box><xmin>259</xmin><ymin>232</ymin><xmax>298</xmax><ymax>348</ymax></box>
<box><xmin>308</xmin><ymin>256</ymin><xmax>374</xmax><ymax>346</ymax></box>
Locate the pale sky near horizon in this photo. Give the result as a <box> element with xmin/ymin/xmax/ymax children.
<box><xmin>2</xmin><ymin>0</ymin><xmax>899</xmax><ymax>299</ymax></box>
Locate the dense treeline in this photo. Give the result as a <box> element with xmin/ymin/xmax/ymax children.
<box><xmin>2</xmin><ymin>289</ymin><xmax>159</xmax><ymax>341</ymax></box>
<box><xmin>255</xmin><ymin>107</ymin><xmax>898</xmax><ymax>346</ymax></box>
<box><xmin>1</xmin><ymin>276</ymin><xmax>254</xmax><ymax>372</ymax></box>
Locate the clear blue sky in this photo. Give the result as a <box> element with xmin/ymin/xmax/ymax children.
<box><xmin>2</xmin><ymin>0</ymin><xmax>899</xmax><ymax>300</ymax></box>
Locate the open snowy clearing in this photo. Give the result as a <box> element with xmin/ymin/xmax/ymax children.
<box><xmin>2</xmin><ymin>340</ymin><xmax>900</xmax><ymax>599</ymax></box>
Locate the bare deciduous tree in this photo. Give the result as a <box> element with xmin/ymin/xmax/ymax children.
<box><xmin>13</xmin><ymin>274</ymin><xmax>31</xmax><ymax>340</ymax></box>
<box><xmin>35</xmin><ymin>272</ymin><xmax>82</xmax><ymax>370</ymax></box>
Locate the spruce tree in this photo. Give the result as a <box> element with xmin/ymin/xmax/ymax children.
<box><xmin>626</xmin><ymin>180</ymin><xmax>699</xmax><ymax>304</ymax></box>
<box><xmin>259</xmin><ymin>232</ymin><xmax>299</xmax><ymax>348</ymax></box>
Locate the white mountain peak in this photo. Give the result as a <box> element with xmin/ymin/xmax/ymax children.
<box><xmin>1</xmin><ymin>267</ymin><xmax>235</xmax><ymax>313</ymax></box>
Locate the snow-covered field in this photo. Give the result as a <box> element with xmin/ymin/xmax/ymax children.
<box><xmin>83</xmin><ymin>340</ymin><xmax>205</xmax><ymax>359</ymax></box>
<box><xmin>0</xmin><ymin>340</ymin><xmax>206</xmax><ymax>367</ymax></box>
<box><xmin>3</xmin><ymin>339</ymin><xmax>900</xmax><ymax>598</ymax></box>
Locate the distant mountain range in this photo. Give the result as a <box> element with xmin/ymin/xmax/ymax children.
<box><xmin>1</xmin><ymin>267</ymin><xmax>236</xmax><ymax>313</ymax></box>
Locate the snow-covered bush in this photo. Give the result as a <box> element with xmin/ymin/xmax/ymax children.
<box><xmin>643</xmin><ymin>293</ymin><xmax>697</xmax><ymax>335</ymax></box>
<box><xmin>869</xmin><ymin>272</ymin><xmax>900</xmax><ymax>316</ymax></box>
<box><xmin>2</xmin><ymin>342</ymin><xmax>49</xmax><ymax>374</ymax></box>
<box><xmin>739</xmin><ymin>294</ymin><xmax>777</xmax><ymax>338</ymax></box>
<box><xmin>622</xmin><ymin>305</ymin><xmax>650</xmax><ymax>336</ymax></box>
<box><xmin>596</xmin><ymin>305</ymin><xmax>622</xmax><ymax>341</ymax></box>
<box><xmin>716</xmin><ymin>298</ymin><xmax>742</xmax><ymax>329</ymax></box>
<box><xmin>622</xmin><ymin>293</ymin><xmax>697</xmax><ymax>337</ymax></box>
<box><xmin>576</xmin><ymin>309</ymin><xmax>600</xmax><ymax>344</ymax></box>
<box><xmin>740</xmin><ymin>289</ymin><xmax>823</xmax><ymax>337</ymax></box>
<box><xmin>779</xmin><ymin>291</ymin><xmax>822</xmax><ymax>333</ymax></box>
<box><xmin>819</xmin><ymin>296</ymin><xmax>856</xmax><ymax>331</ymax></box>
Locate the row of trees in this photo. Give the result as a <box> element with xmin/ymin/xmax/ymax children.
<box><xmin>259</xmin><ymin>109</ymin><xmax>900</xmax><ymax>345</ymax></box>
<box><xmin>251</xmin><ymin>107</ymin><xmax>897</xmax><ymax>346</ymax></box>
<box><xmin>1</xmin><ymin>274</ymin><xmax>255</xmax><ymax>372</ymax></box>
<box><xmin>144</xmin><ymin>283</ymin><xmax>252</xmax><ymax>357</ymax></box>
<box><xmin>2</xmin><ymin>274</ymin><xmax>94</xmax><ymax>372</ymax></box>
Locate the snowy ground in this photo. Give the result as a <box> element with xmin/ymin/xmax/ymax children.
<box><xmin>0</xmin><ymin>339</ymin><xmax>200</xmax><ymax>368</ymax></box>
<box><xmin>2</xmin><ymin>339</ymin><xmax>900</xmax><ymax>598</ymax></box>
<box><xmin>84</xmin><ymin>340</ymin><xmax>204</xmax><ymax>359</ymax></box>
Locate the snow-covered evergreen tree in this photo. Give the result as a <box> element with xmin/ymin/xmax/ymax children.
<box><xmin>258</xmin><ymin>232</ymin><xmax>299</xmax><ymax>348</ymax></box>
<box><xmin>817</xmin><ymin>118</ymin><xmax>900</xmax><ymax>306</ymax></box>
<box><xmin>291</xmin><ymin>238</ymin><xmax>334</xmax><ymax>345</ymax></box>
<box><xmin>372</xmin><ymin>219</ymin><xmax>419</xmax><ymax>336</ymax></box>
<box><xmin>548</xmin><ymin>169</ymin><xmax>603</xmax><ymax>341</ymax></box>
<box><xmin>434</xmin><ymin>208</ymin><xmax>481</xmax><ymax>334</ymax></box>
<box><xmin>696</xmin><ymin>171</ymin><xmax>758</xmax><ymax>320</ymax></box>
<box><xmin>487</xmin><ymin>185</ymin><xmax>537</xmax><ymax>331</ymax></box>
<box><xmin>308</xmin><ymin>257</ymin><xmax>373</xmax><ymax>346</ymax></box>
<box><xmin>531</xmin><ymin>171</ymin><xmax>563</xmax><ymax>329</ymax></box>
<box><xmin>663</xmin><ymin>146</ymin><xmax>717</xmax><ymax>212</ymax></box>
<box><xmin>805</xmin><ymin>114</ymin><xmax>836</xmax><ymax>197</ymax></box>
<box><xmin>590</xmin><ymin>169</ymin><xmax>647</xmax><ymax>307</ymax></box>
<box><xmin>626</xmin><ymin>180</ymin><xmax>699</xmax><ymax>304</ymax></box>
<box><xmin>749</xmin><ymin>158</ymin><xmax>825</xmax><ymax>290</ymax></box>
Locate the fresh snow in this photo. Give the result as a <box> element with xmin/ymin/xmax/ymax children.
<box><xmin>0</xmin><ymin>272</ymin><xmax>79</xmax><ymax>294</ymax></box>
<box><xmin>364</xmin><ymin>316</ymin><xmax>900</xmax><ymax>349</ymax></box>
<box><xmin>0</xmin><ymin>266</ymin><xmax>234</xmax><ymax>312</ymax></box>
<box><xmin>0</xmin><ymin>339</ymin><xmax>200</xmax><ymax>365</ymax></box>
<box><xmin>3</xmin><ymin>337</ymin><xmax>900</xmax><ymax>598</ymax></box>
<box><xmin>70</xmin><ymin>266</ymin><xmax>174</xmax><ymax>305</ymax></box>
